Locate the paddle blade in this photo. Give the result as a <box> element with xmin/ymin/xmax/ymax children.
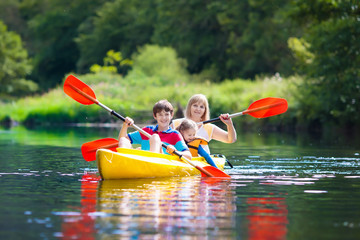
<box><xmin>81</xmin><ymin>138</ymin><xmax>119</xmax><ymax>161</ymax></box>
<box><xmin>246</xmin><ymin>97</ymin><xmax>288</xmax><ymax>118</ymax></box>
<box><xmin>200</xmin><ymin>166</ymin><xmax>231</xmax><ymax>178</ymax></box>
<box><xmin>64</xmin><ymin>75</ymin><xmax>97</xmax><ymax>105</ymax></box>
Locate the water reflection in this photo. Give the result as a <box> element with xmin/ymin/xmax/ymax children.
<box><xmin>246</xmin><ymin>197</ymin><xmax>288</xmax><ymax>240</ymax></box>
<box><xmin>59</xmin><ymin>173</ymin><xmax>100</xmax><ymax>239</ymax></box>
<box><xmin>59</xmin><ymin>174</ymin><xmax>294</xmax><ymax>240</ymax></box>
<box><xmin>97</xmin><ymin>177</ymin><xmax>236</xmax><ymax>239</ymax></box>
<box><xmin>58</xmin><ymin>174</ymin><xmax>236</xmax><ymax>239</ymax></box>
<box><xmin>0</xmin><ymin>125</ymin><xmax>117</xmax><ymax>148</ymax></box>
<box><xmin>56</xmin><ymin>163</ymin><xmax>356</xmax><ymax>240</ymax></box>
<box><xmin>2</xmin><ymin>126</ymin><xmax>360</xmax><ymax>239</ymax></box>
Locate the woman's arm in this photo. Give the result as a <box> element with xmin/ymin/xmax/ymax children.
<box><xmin>211</xmin><ymin>114</ymin><xmax>237</xmax><ymax>143</ymax></box>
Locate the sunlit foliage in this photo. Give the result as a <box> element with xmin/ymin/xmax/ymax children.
<box><xmin>0</xmin><ymin>20</ymin><xmax>37</xmax><ymax>98</ymax></box>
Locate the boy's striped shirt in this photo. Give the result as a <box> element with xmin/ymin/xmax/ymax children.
<box><xmin>128</xmin><ymin>125</ymin><xmax>188</xmax><ymax>154</ymax></box>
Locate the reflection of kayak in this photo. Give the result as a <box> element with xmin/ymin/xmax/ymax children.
<box><xmin>96</xmin><ymin>177</ymin><xmax>235</xmax><ymax>238</ymax></box>
<box><xmin>96</xmin><ymin>148</ymin><xmax>226</xmax><ymax>180</ymax></box>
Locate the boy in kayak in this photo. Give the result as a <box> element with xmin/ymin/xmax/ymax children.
<box><xmin>118</xmin><ymin>99</ymin><xmax>192</xmax><ymax>159</ymax></box>
<box><xmin>176</xmin><ymin>119</ymin><xmax>218</xmax><ymax>168</ymax></box>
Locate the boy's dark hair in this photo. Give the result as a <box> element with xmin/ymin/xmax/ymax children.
<box><xmin>153</xmin><ymin>99</ymin><xmax>173</xmax><ymax>115</ymax></box>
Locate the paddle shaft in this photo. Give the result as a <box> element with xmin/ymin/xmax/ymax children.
<box><xmin>202</xmin><ymin>101</ymin><xmax>285</xmax><ymax>124</ymax></box>
<box><xmin>68</xmin><ymin>83</ymin><xmax>215</xmax><ymax>177</ymax></box>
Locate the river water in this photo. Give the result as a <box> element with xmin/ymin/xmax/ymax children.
<box><xmin>0</xmin><ymin>126</ymin><xmax>359</xmax><ymax>239</ymax></box>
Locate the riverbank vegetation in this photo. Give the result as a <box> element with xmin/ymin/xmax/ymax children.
<box><xmin>0</xmin><ymin>45</ymin><xmax>299</xmax><ymax>130</ymax></box>
<box><xmin>0</xmin><ymin>0</ymin><xmax>359</xmax><ymax>132</ymax></box>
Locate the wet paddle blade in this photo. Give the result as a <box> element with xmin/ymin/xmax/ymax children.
<box><xmin>81</xmin><ymin>138</ymin><xmax>119</xmax><ymax>161</ymax></box>
<box><xmin>81</xmin><ymin>173</ymin><xmax>101</xmax><ymax>182</ymax></box>
<box><xmin>246</xmin><ymin>97</ymin><xmax>288</xmax><ymax>118</ymax></box>
<box><xmin>64</xmin><ymin>75</ymin><xmax>97</xmax><ymax>105</ymax></box>
<box><xmin>200</xmin><ymin>166</ymin><xmax>231</xmax><ymax>178</ymax></box>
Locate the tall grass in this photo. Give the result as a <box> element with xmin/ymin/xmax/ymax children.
<box><xmin>1</xmin><ymin>74</ymin><xmax>299</xmax><ymax>126</ymax></box>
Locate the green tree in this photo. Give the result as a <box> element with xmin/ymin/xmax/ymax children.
<box><xmin>76</xmin><ymin>0</ymin><xmax>295</xmax><ymax>81</ymax></box>
<box><xmin>288</xmin><ymin>0</ymin><xmax>360</xmax><ymax>126</ymax></box>
<box><xmin>0</xmin><ymin>20</ymin><xmax>37</xmax><ymax>98</ymax></box>
<box><xmin>0</xmin><ymin>1</ymin><xmax>27</xmax><ymax>36</ymax></box>
<box><xmin>224</xmin><ymin>0</ymin><xmax>296</xmax><ymax>78</ymax></box>
<box><xmin>76</xmin><ymin>0</ymin><xmax>157</xmax><ymax>73</ymax></box>
<box><xmin>152</xmin><ymin>0</ymin><xmax>227</xmax><ymax>80</ymax></box>
<box><xmin>126</xmin><ymin>44</ymin><xmax>189</xmax><ymax>86</ymax></box>
<box><xmin>153</xmin><ymin>0</ymin><xmax>295</xmax><ymax>80</ymax></box>
<box><xmin>23</xmin><ymin>0</ymin><xmax>106</xmax><ymax>89</ymax></box>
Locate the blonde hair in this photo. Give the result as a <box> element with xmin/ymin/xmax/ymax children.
<box><xmin>185</xmin><ymin>94</ymin><xmax>210</xmax><ymax>121</ymax></box>
<box><xmin>176</xmin><ymin>119</ymin><xmax>198</xmax><ymax>134</ymax></box>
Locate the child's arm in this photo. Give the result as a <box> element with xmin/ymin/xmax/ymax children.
<box><xmin>198</xmin><ymin>145</ymin><xmax>218</xmax><ymax>168</ymax></box>
<box><xmin>118</xmin><ymin>117</ymin><xmax>134</xmax><ymax>141</ymax></box>
<box><xmin>166</xmin><ymin>145</ymin><xmax>192</xmax><ymax>160</ymax></box>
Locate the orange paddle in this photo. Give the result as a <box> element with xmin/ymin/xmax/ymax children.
<box><xmin>202</xmin><ymin>97</ymin><xmax>288</xmax><ymax>124</ymax></box>
<box><xmin>81</xmin><ymin>138</ymin><xmax>119</xmax><ymax>161</ymax></box>
<box><xmin>64</xmin><ymin>75</ymin><xmax>230</xmax><ymax>178</ymax></box>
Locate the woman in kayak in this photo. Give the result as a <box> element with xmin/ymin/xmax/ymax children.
<box><xmin>171</xmin><ymin>94</ymin><xmax>237</xmax><ymax>154</ymax></box>
<box><xmin>176</xmin><ymin>119</ymin><xmax>218</xmax><ymax>168</ymax></box>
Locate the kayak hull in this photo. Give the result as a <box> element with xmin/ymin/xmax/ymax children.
<box><xmin>96</xmin><ymin>148</ymin><xmax>226</xmax><ymax>180</ymax></box>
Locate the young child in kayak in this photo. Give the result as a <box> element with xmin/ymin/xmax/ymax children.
<box><xmin>176</xmin><ymin>119</ymin><xmax>218</xmax><ymax>168</ymax></box>
<box><xmin>118</xmin><ymin>99</ymin><xmax>192</xmax><ymax>159</ymax></box>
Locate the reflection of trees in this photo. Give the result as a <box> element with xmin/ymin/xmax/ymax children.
<box><xmin>246</xmin><ymin>197</ymin><xmax>288</xmax><ymax>240</ymax></box>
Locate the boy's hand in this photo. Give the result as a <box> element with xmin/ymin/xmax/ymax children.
<box><xmin>123</xmin><ymin>117</ymin><xmax>134</xmax><ymax>126</ymax></box>
<box><xmin>166</xmin><ymin>145</ymin><xmax>176</xmax><ymax>155</ymax></box>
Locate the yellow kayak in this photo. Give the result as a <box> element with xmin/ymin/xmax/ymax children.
<box><xmin>96</xmin><ymin>148</ymin><xmax>226</xmax><ymax>180</ymax></box>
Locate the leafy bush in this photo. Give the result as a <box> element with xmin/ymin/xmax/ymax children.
<box><xmin>89</xmin><ymin>50</ymin><xmax>133</xmax><ymax>75</ymax></box>
<box><xmin>126</xmin><ymin>45</ymin><xmax>190</xmax><ymax>86</ymax></box>
<box><xmin>0</xmin><ymin>21</ymin><xmax>37</xmax><ymax>98</ymax></box>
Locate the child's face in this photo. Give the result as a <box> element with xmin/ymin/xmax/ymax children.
<box><xmin>190</xmin><ymin>101</ymin><xmax>206</xmax><ymax>120</ymax></box>
<box><xmin>154</xmin><ymin>110</ymin><xmax>173</xmax><ymax>129</ymax></box>
<box><xmin>181</xmin><ymin>128</ymin><xmax>196</xmax><ymax>142</ymax></box>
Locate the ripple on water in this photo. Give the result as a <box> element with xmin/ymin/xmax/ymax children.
<box><xmin>304</xmin><ymin>190</ymin><xmax>328</xmax><ymax>194</ymax></box>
